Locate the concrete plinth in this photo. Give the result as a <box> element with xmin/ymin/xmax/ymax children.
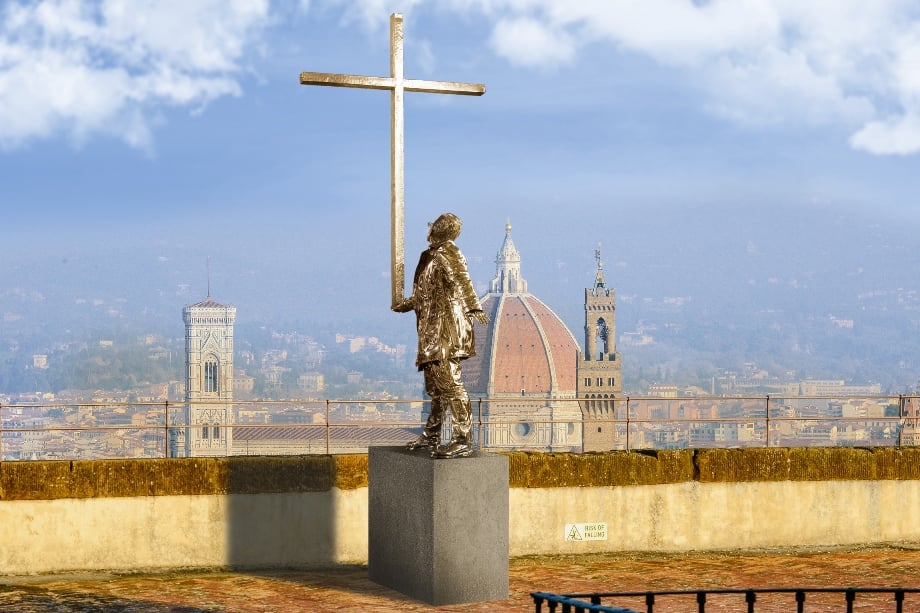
<box><xmin>368</xmin><ymin>446</ymin><xmax>509</xmax><ymax>606</ymax></box>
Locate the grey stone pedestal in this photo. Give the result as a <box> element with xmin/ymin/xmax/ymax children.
<box><xmin>368</xmin><ymin>446</ymin><xmax>509</xmax><ymax>605</ymax></box>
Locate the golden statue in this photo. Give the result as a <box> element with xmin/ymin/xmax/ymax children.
<box><xmin>393</xmin><ymin>213</ymin><xmax>489</xmax><ymax>458</ymax></box>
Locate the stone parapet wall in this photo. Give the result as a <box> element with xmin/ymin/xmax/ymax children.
<box><xmin>507</xmin><ymin>447</ymin><xmax>920</xmax><ymax>488</ymax></box>
<box><xmin>0</xmin><ymin>455</ymin><xmax>368</xmax><ymax>500</ymax></box>
<box><xmin>2</xmin><ymin>448</ymin><xmax>920</xmax><ymax>575</ymax></box>
<box><xmin>694</xmin><ymin>447</ymin><xmax>920</xmax><ymax>483</ymax></box>
<box><xmin>5</xmin><ymin>448</ymin><xmax>920</xmax><ymax>500</ymax></box>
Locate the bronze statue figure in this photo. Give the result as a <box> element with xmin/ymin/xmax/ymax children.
<box><xmin>393</xmin><ymin>213</ymin><xmax>489</xmax><ymax>458</ymax></box>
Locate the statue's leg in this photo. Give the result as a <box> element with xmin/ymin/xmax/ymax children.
<box><xmin>431</xmin><ymin>359</ymin><xmax>474</xmax><ymax>459</ymax></box>
<box><xmin>448</xmin><ymin>397</ymin><xmax>472</xmax><ymax>439</ymax></box>
<box><xmin>406</xmin><ymin>363</ymin><xmax>443</xmax><ymax>450</ymax></box>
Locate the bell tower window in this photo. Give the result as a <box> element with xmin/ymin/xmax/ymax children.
<box><xmin>204</xmin><ymin>358</ymin><xmax>219</xmax><ymax>393</ymax></box>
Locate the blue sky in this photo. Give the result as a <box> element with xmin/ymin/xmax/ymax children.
<box><xmin>3</xmin><ymin>0</ymin><xmax>920</xmax><ymax>329</ymax></box>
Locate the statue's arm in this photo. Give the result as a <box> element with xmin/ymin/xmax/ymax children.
<box><xmin>469</xmin><ymin>309</ymin><xmax>489</xmax><ymax>324</ymax></box>
<box><xmin>392</xmin><ymin>296</ymin><xmax>415</xmax><ymax>313</ymax></box>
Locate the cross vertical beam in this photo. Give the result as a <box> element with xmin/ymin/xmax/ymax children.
<box><xmin>300</xmin><ymin>13</ymin><xmax>485</xmax><ymax>308</ymax></box>
<box><xmin>390</xmin><ymin>14</ymin><xmax>405</xmax><ymax>308</ymax></box>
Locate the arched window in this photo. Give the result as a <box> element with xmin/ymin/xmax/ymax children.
<box><xmin>595</xmin><ymin>317</ymin><xmax>610</xmax><ymax>356</ymax></box>
<box><xmin>204</xmin><ymin>357</ymin><xmax>219</xmax><ymax>393</ymax></box>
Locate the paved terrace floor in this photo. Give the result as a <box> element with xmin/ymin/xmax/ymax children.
<box><xmin>2</xmin><ymin>545</ymin><xmax>920</xmax><ymax>612</ymax></box>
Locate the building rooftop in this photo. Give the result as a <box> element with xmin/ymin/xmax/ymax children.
<box><xmin>186</xmin><ymin>295</ymin><xmax>232</xmax><ymax>309</ymax></box>
<box><xmin>1</xmin><ymin>546</ymin><xmax>916</xmax><ymax>612</ymax></box>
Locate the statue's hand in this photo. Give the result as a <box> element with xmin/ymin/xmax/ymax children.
<box><xmin>470</xmin><ymin>310</ymin><xmax>490</xmax><ymax>324</ymax></box>
<box><xmin>392</xmin><ymin>298</ymin><xmax>413</xmax><ymax>313</ymax></box>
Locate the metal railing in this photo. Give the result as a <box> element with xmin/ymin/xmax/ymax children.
<box><xmin>1</xmin><ymin>394</ymin><xmax>918</xmax><ymax>460</ymax></box>
<box><xmin>532</xmin><ymin>592</ymin><xmax>640</xmax><ymax>612</ymax></box>
<box><xmin>533</xmin><ymin>587</ymin><xmax>920</xmax><ymax>613</ymax></box>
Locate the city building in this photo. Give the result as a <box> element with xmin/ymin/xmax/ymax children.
<box><xmin>578</xmin><ymin>250</ymin><xmax>624</xmax><ymax>452</ymax></box>
<box><xmin>233</xmin><ymin>370</ymin><xmax>255</xmax><ymax>395</ymax></box>
<box><xmin>174</xmin><ymin>295</ymin><xmax>237</xmax><ymax>457</ymax></box>
<box><xmin>789</xmin><ymin>380</ymin><xmax>883</xmax><ymax>396</ymax></box>
<box><xmin>297</xmin><ymin>372</ymin><xmax>325</xmax><ymax>393</ymax></box>
<box><xmin>462</xmin><ymin>223</ymin><xmax>581</xmax><ymax>451</ymax></box>
<box><xmin>647</xmin><ymin>384</ymin><xmax>678</xmax><ymax>398</ymax></box>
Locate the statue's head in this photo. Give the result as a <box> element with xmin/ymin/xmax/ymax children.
<box><xmin>427</xmin><ymin>213</ymin><xmax>462</xmax><ymax>243</ymax></box>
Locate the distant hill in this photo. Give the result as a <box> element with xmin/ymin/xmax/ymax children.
<box><xmin>4</xmin><ymin>203</ymin><xmax>920</xmax><ymax>393</ymax></box>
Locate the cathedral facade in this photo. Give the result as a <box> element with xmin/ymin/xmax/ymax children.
<box><xmin>462</xmin><ymin>224</ymin><xmax>582</xmax><ymax>451</ymax></box>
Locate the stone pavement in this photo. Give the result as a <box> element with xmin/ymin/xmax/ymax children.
<box><xmin>2</xmin><ymin>545</ymin><xmax>920</xmax><ymax>612</ymax></box>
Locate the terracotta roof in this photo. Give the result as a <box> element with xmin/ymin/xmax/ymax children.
<box><xmin>233</xmin><ymin>425</ymin><xmax>419</xmax><ymax>443</ymax></box>
<box><xmin>463</xmin><ymin>293</ymin><xmax>578</xmax><ymax>396</ymax></box>
<box><xmin>187</xmin><ymin>296</ymin><xmax>230</xmax><ymax>309</ymax></box>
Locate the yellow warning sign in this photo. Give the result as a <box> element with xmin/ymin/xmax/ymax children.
<box><xmin>565</xmin><ymin>522</ymin><xmax>608</xmax><ymax>542</ymax></box>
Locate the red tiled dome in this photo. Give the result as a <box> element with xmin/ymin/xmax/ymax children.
<box><xmin>462</xmin><ymin>223</ymin><xmax>578</xmax><ymax>397</ymax></box>
<box><xmin>464</xmin><ymin>294</ymin><xmax>578</xmax><ymax>396</ymax></box>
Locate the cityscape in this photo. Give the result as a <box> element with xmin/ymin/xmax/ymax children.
<box><xmin>3</xmin><ymin>222</ymin><xmax>918</xmax><ymax>461</ymax></box>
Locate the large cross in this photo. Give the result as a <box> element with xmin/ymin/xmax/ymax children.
<box><xmin>300</xmin><ymin>13</ymin><xmax>485</xmax><ymax>308</ymax></box>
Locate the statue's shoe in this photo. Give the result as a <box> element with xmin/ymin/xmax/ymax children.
<box><xmin>431</xmin><ymin>441</ymin><xmax>473</xmax><ymax>459</ymax></box>
<box><xmin>405</xmin><ymin>434</ymin><xmax>438</xmax><ymax>451</ymax></box>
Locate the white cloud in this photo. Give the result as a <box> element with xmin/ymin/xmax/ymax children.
<box><xmin>705</xmin><ymin>47</ymin><xmax>874</xmax><ymax>127</ymax></box>
<box><xmin>413</xmin><ymin>39</ymin><xmax>436</xmax><ymax>75</ymax></box>
<box><xmin>515</xmin><ymin>0</ymin><xmax>920</xmax><ymax>153</ymax></box>
<box><xmin>554</xmin><ymin>0</ymin><xmax>780</xmax><ymax>66</ymax></box>
<box><xmin>0</xmin><ymin>0</ymin><xmax>269</xmax><ymax>152</ymax></box>
<box><xmin>850</xmin><ymin>113</ymin><xmax>920</xmax><ymax>155</ymax></box>
<box><xmin>16</xmin><ymin>0</ymin><xmax>918</xmax><ymax>155</ymax></box>
<box><xmin>489</xmin><ymin>16</ymin><xmax>574</xmax><ymax>68</ymax></box>
<box><xmin>323</xmin><ymin>0</ymin><xmax>427</xmax><ymax>30</ymax></box>
<box><xmin>337</xmin><ymin>0</ymin><xmax>920</xmax><ymax>155</ymax></box>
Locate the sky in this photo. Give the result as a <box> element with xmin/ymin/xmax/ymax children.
<box><xmin>3</xmin><ymin>0</ymin><xmax>920</xmax><ymax>335</ymax></box>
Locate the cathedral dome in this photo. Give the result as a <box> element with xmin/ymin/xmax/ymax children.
<box><xmin>462</xmin><ymin>223</ymin><xmax>579</xmax><ymax>397</ymax></box>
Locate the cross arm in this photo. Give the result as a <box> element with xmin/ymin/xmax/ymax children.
<box><xmin>300</xmin><ymin>72</ymin><xmax>396</xmax><ymax>91</ymax></box>
<box><xmin>300</xmin><ymin>72</ymin><xmax>485</xmax><ymax>96</ymax></box>
<box><xmin>405</xmin><ymin>79</ymin><xmax>485</xmax><ymax>96</ymax></box>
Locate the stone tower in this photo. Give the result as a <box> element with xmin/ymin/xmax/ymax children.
<box><xmin>179</xmin><ymin>295</ymin><xmax>236</xmax><ymax>457</ymax></box>
<box><xmin>578</xmin><ymin>249</ymin><xmax>623</xmax><ymax>452</ymax></box>
<box><xmin>462</xmin><ymin>223</ymin><xmax>581</xmax><ymax>451</ymax></box>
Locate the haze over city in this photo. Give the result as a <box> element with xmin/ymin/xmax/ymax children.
<box><xmin>4</xmin><ymin>0</ymin><xmax>920</xmax><ymax>392</ymax></box>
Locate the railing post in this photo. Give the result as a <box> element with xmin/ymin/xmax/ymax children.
<box><xmin>898</xmin><ymin>395</ymin><xmax>905</xmax><ymax>447</ymax></box>
<box><xmin>625</xmin><ymin>396</ymin><xmax>630</xmax><ymax>451</ymax></box>
<box><xmin>765</xmin><ymin>395</ymin><xmax>771</xmax><ymax>448</ymax></box>
<box><xmin>795</xmin><ymin>590</ymin><xmax>805</xmax><ymax>613</ymax></box>
<box><xmin>0</xmin><ymin>401</ymin><xmax>4</xmax><ymax>460</ymax></box>
<box><xmin>645</xmin><ymin>592</ymin><xmax>655</xmax><ymax>613</ymax></box>
<box><xmin>164</xmin><ymin>400</ymin><xmax>169</xmax><ymax>459</ymax></box>
<box><xmin>532</xmin><ymin>593</ymin><xmax>544</xmax><ymax>613</ymax></box>
<box><xmin>326</xmin><ymin>398</ymin><xmax>332</xmax><ymax>455</ymax></box>
<box><xmin>477</xmin><ymin>397</ymin><xmax>483</xmax><ymax>450</ymax></box>
<box><xmin>696</xmin><ymin>590</ymin><xmax>706</xmax><ymax>613</ymax></box>
<box><xmin>745</xmin><ymin>590</ymin><xmax>756</xmax><ymax>613</ymax></box>
<box><xmin>325</xmin><ymin>399</ymin><xmax>331</xmax><ymax>455</ymax></box>
<box><xmin>845</xmin><ymin>588</ymin><xmax>855</xmax><ymax>613</ymax></box>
